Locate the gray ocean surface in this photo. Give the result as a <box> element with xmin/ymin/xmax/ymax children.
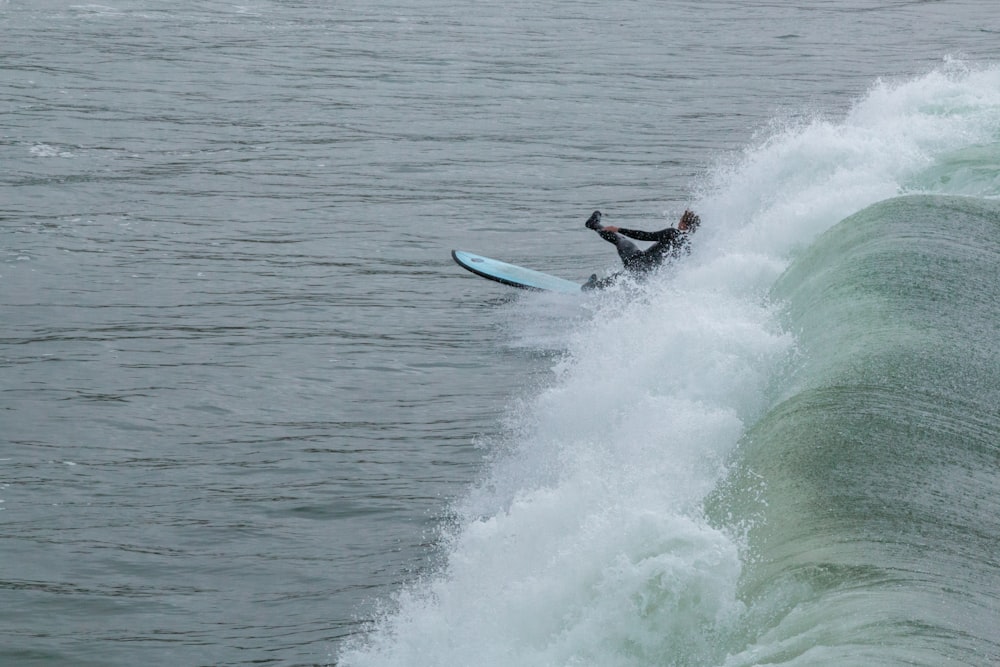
<box><xmin>2</xmin><ymin>1</ymin><xmax>999</xmax><ymax>666</ymax></box>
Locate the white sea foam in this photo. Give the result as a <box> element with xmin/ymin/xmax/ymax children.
<box><xmin>30</xmin><ymin>143</ymin><xmax>75</xmax><ymax>158</ymax></box>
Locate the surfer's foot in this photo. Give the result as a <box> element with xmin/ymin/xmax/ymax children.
<box><xmin>585</xmin><ymin>210</ymin><xmax>603</xmax><ymax>230</ymax></box>
<box><xmin>582</xmin><ymin>273</ymin><xmax>599</xmax><ymax>291</ymax></box>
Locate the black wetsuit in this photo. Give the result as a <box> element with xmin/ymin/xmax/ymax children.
<box><xmin>582</xmin><ymin>226</ymin><xmax>690</xmax><ymax>290</ymax></box>
<box><xmin>599</xmin><ymin>226</ymin><xmax>690</xmax><ymax>272</ymax></box>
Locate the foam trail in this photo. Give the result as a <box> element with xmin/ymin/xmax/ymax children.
<box><xmin>339</xmin><ymin>62</ymin><xmax>1000</xmax><ymax>667</ymax></box>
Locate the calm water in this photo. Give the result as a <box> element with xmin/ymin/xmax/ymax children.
<box><xmin>2</xmin><ymin>1</ymin><xmax>998</xmax><ymax>665</ymax></box>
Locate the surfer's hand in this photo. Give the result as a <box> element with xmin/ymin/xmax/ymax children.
<box><xmin>603</xmin><ymin>226</ymin><xmax>619</xmax><ymax>233</ymax></box>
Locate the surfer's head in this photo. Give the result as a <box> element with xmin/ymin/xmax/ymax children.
<box><xmin>678</xmin><ymin>209</ymin><xmax>701</xmax><ymax>233</ymax></box>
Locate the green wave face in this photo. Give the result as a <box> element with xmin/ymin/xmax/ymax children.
<box><xmin>714</xmin><ymin>195</ymin><xmax>1000</xmax><ymax>665</ymax></box>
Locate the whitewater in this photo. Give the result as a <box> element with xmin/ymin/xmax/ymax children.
<box><xmin>338</xmin><ymin>63</ymin><xmax>1000</xmax><ymax>666</ymax></box>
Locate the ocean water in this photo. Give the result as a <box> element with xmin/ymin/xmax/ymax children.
<box><xmin>2</xmin><ymin>1</ymin><xmax>999</xmax><ymax>666</ymax></box>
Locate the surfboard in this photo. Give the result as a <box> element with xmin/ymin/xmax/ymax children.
<box><xmin>451</xmin><ymin>250</ymin><xmax>583</xmax><ymax>294</ymax></box>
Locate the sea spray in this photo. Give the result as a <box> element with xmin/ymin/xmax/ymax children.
<box><xmin>340</xmin><ymin>258</ymin><xmax>794</xmax><ymax>667</ymax></box>
<box><xmin>696</xmin><ymin>61</ymin><xmax>1000</xmax><ymax>262</ymax></box>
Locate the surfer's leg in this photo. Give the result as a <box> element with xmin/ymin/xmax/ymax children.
<box><xmin>585</xmin><ymin>211</ymin><xmax>642</xmax><ymax>267</ymax></box>
<box><xmin>596</xmin><ymin>230</ymin><xmax>643</xmax><ymax>266</ymax></box>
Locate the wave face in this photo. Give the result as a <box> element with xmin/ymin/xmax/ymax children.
<box><xmin>340</xmin><ymin>65</ymin><xmax>1000</xmax><ymax>666</ymax></box>
<box><xmin>714</xmin><ymin>195</ymin><xmax>1000</xmax><ymax>665</ymax></box>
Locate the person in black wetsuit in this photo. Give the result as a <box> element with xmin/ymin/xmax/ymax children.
<box><xmin>582</xmin><ymin>209</ymin><xmax>701</xmax><ymax>290</ymax></box>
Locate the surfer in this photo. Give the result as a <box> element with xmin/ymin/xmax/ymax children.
<box><xmin>582</xmin><ymin>209</ymin><xmax>700</xmax><ymax>290</ymax></box>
